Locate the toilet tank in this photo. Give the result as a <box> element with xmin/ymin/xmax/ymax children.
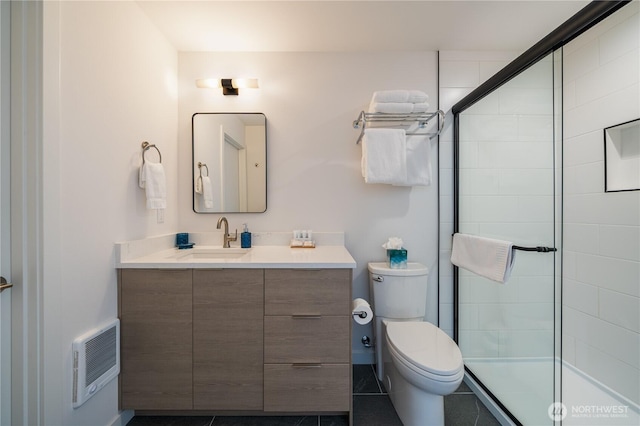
<box><xmin>368</xmin><ymin>262</ymin><xmax>429</xmax><ymax>319</ymax></box>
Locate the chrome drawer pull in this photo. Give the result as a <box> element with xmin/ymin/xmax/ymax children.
<box><xmin>291</xmin><ymin>314</ymin><xmax>322</xmax><ymax>319</ymax></box>
<box><xmin>291</xmin><ymin>363</ymin><xmax>322</xmax><ymax>368</ymax></box>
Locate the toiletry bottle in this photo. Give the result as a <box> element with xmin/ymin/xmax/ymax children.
<box><xmin>241</xmin><ymin>223</ymin><xmax>252</xmax><ymax>248</ymax></box>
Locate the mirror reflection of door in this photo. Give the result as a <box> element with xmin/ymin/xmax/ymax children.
<box><xmin>192</xmin><ymin>113</ymin><xmax>266</xmax><ymax>213</ymax></box>
<box><xmin>221</xmin><ymin>131</ymin><xmax>244</xmax><ymax>212</ymax></box>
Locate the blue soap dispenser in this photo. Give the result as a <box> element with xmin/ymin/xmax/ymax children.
<box><xmin>241</xmin><ymin>223</ymin><xmax>252</xmax><ymax>248</ymax></box>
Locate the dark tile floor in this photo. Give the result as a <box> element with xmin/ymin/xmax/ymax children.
<box><xmin>127</xmin><ymin>364</ymin><xmax>500</xmax><ymax>426</ymax></box>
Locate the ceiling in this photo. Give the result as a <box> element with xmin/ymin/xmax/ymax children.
<box><xmin>136</xmin><ymin>0</ymin><xmax>590</xmax><ymax>53</ymax></box>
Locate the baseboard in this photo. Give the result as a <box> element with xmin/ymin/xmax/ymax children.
<box><xmin>109</xmin><ymin>410</ymin><xmax>134</xmax><ymax>426</ymax></box>
<box><xmin>352</xmin><ymin>349</ymin><xmax>375</xmax><ymax>365</ymax></box>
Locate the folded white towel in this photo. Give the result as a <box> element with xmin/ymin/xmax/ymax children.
<box><xmin>371</xmin><ymin>90</ymin><xmax>410</xmax><ymax>103</ymax></box>
<box><xmin>361</xmin><ymin>129</ymin><xmax>407</xmax><ymax>185</ymax></box>
<box><xmin>450</xmin><ymin>233</ymin><xmax>515</xmax><ymax>284</ymax></box>
<box><xmin>412</xmin><ymin>102</ymin><xmax>430</xmax><ymax>113</ymax></box>
<box><xmin>394</xmin><ymin>135</ymin><xmax>432</xmax><ymax>186</ymax></box>
<box><xmin>368</xmin><ymin>102</ymin><xmax>414</xmax><ymax>114</ymax></box>
<box><xmin>407</xmin><ymin>90</ymin><xmax>429</xmax><ymax>103</ymax></box>
<box><xmin>201</xmin><ymin>176</ymin><xmax>214</xmax><ymax>209</ymax></box>
<box><xmin>371</xmin><ymin>90</ymin><xmax>429</xmax><ymax>104</ymax></box>
<box><xmin>140</xmin><ymin>162</ymin><xmax>167</xmax><ymax>210</ymax></box>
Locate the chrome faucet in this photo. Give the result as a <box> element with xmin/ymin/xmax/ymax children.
<box><xmin>216</xmin><ymin>216</ymin><xmax>237</xmax><ymax>248</ymax></box>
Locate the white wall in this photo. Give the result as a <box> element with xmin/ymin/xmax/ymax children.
<box><xmin>562</xmin><ymin>2</ymin><xmax>640</xmax><ymax>406</ymax></box>
<box><xmin>438</xmin><ymin>51</ymin><xmax>519</xmax><ymax>338</ymax></box>
<box><xmin>42</xmin><ymin>1</ymin><xmax>178</xmax><ymax>424</ymax></box>
<box><xmin>178</xmin><ymin>52</ymin><xmax>439</xmax><ymax>363</ymax></box>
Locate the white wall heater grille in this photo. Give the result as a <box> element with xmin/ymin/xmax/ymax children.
<box><xmin>72</xmin><ymin>319</ymin><xmax>120</xmax><ymax>408</ymax></box>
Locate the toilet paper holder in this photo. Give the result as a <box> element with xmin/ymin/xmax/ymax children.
<box><xmin>352</xmin><ymin>310</ymin><xmax>368</xmax><ymax>319</ymax></box>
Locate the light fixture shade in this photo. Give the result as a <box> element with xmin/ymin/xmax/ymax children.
<box><xmin>195</xmin><ymin>78</ymin><xmax>259</xmax><ymax>95</ymax></box>
<box><xmin>195</xmin><ymin>78</ymin><xmax>219</xmax><ymax>89</ymax></box>
<box><xmin>231</xmin><ymin>78</ymin><xmax>259</xmax><ymax>89</ymax></box>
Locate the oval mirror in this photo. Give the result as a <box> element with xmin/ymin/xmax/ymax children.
<box><xmin>192</xmin><ymin>113</ymin><xmax>267</xmax><ymax>213</ymax></box>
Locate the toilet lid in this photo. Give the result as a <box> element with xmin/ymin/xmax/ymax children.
<box><xmin>386</xmin><ymin>322</ymin><xmax>463</xmax><ymax>376</ymax></box>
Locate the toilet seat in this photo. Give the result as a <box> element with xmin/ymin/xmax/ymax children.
<box><xmin>385</xmin><ymin>322</ymin><xmax>463</xmax><ymax>380</ymax></box>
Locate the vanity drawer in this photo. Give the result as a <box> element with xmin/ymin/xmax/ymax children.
<box><xmin>264</xmin><ymin>269</ymin><xmax>350</xmax><ymax>316</ymax></box>
<box><xmin>264</xmin><ymin>316</ymin><xmax>350</xmax><ymax>363</ymax></box>
<box><xmin>264</xmin><ymin>363</ymin><xmax>350</xmax><ymax>412</ymax></box>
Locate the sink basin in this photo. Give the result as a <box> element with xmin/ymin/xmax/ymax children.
<box><xmin>171</xmin><ymin>247</ymin><xmax>251</xmax><ymax>261</ymax></box>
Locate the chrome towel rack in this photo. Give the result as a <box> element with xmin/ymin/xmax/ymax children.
<box><xmin>352</xmin><ymin>110</ymin><xmax>445</xmax><ymax>144</ymax></box>
<box><xmin>141</xmin><ymin>141</ymin><xmax>162</xmax><ymax>165</ymax></box>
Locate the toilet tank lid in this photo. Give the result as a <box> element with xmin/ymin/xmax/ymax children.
<box><xmin>368</xmin><ymin>262</ymin><xmax>428</xmax><ymax>276</ymax></box>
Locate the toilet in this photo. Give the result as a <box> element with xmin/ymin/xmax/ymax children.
<box><xmin>369</xmin><ymin>262</ymin><xmax>464</xmax><ymax>426</ymax></box>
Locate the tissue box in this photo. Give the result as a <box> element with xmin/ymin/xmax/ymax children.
<box><xmin>387</xmin><ymin>248</ymin><xmax>407</xmax><ymax>269</ymax></box>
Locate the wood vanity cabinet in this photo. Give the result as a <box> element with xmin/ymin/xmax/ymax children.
<box><xmin>119</xmin><ymin>267</ymin><xmax>352</xmax><ymax>419</ymax></box>
<box><xmin>192</xmin><ymin>269</ymin><xmax>264</xmax><ymax>410</ymax></box>
<box><xmin>118</xmin><ymin>269</ymin><xmax>193</xmax><ymax>410</ymax></box>
<box><xmin>263</xmin><ymin>269</ymin><xmax>352</xmax><ymax>413</ymax></box>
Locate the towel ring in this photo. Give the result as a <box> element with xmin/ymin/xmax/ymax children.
<box><xmin>198</xmin><ymin>162</ymin><xmax>209</xmax><ymax>177</ymax></box>
<box><xmin>141</xmin><ymin>141</ymin><xmax>162</xmax><ymax>165</ymax></box>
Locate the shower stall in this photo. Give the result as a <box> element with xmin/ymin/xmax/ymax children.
<box><xmin>451</xmin><ymin>2</ymin><xmax>639</xmax><ymax>425</ymax></box>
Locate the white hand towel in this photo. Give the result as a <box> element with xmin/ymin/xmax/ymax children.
<box><xmin>361</xmin><ymin>128</ymin><xmax>407</xmax><ymax>185</ymax></box>
<box><xmin>201</xmin><ymin>176</ymin><xmax>214</xmax><ymax>209</ymax></box>
<box><xmin>395</xmin><ymin>135</ymin><xmax>432</xmax><ymax>186</ymax></box>
<box><xmin>140</xmin><ymin>162</ymin><xmax>167</xmax><ymax>210</ymax></box>
<box><xmin>371</xmin><ymin>90</ymin><xmax>410</xmax><ymax>103</ymax></box>
<box><xmin>407</xmin><ymin>90</ymin><xmax>429</xmax><ymax>103</ymax></box>
<box><xmin>450</xmin><ymin>233</ymin><xmax>515</xmax><ymax>284</ymax></box>
<box><xmin>369</xmin><ymin>102</ymin><xmax>414</xmax><ymax>114</ymax></box>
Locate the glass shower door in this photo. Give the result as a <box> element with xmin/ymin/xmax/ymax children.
<box><xmin>456</xmin><ymin>52</ymin><xmax>560</xmax><ymax>425</ymax></box>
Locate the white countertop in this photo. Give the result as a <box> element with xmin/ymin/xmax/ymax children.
<box><xmin>115</xmin><ymin>232</ymin><xmax>356</xmax><ymax>269</ymax></box>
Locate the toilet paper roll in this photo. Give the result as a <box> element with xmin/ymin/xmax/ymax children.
<box><xmin>352</xmin><ymin>298</ymin><xmax>373</xmax><ymax>325</ymax></box>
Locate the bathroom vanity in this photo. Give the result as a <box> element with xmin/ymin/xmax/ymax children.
<box><xmin>115</xmin><ymin>233</ymin><xmax>355</xmax><ymax>421</ymax></box>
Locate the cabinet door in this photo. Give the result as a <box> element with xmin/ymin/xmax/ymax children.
<box><xmin>193</xmin><ymin>269</ymin><xmax>264</xmax><ymax>410</ymax></box>
<box><xmin>119</xmin><ymin>269</ymin><xmax>193</xmax><ymax>410</ymax></box>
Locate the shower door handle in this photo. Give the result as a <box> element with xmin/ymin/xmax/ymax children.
<box><xmin>0</xmin><ymin>276</ymin><xmax>13</xmax><ymax>293</ymax></box>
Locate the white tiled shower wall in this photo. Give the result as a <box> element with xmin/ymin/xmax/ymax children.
<box><xmin>562</xmin><ymin>3</ymin><xmax>640</xmax><ymax>405</ymax></box>
<box><xmin>438</xmin><ymin>51</ymin><xmax>519</xmax><ymax>337</ymax></box>
<box><xmin>448</xmin><ymin>56</ymin><xmax>558</xmax><ymax>359</ymax></box>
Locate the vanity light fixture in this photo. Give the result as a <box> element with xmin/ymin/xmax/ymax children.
<box><xmin>195</xmin><ymin>78</ymin><xmax>259</xmax><ymax>96</ymax></box>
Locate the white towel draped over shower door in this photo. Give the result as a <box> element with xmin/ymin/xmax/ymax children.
<box><xmin>450</xmin><ymin>233</ymin><xmax>516</xmax><ymax>284</ymax></box>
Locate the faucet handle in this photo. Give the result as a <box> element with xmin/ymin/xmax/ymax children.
<box><xmin>228</xmin><ymin>229</ymin><xmax>238</xmax><ymax>242</ymax></box>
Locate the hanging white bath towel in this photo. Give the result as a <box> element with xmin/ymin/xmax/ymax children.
<box><xmin>140</xmin><ymin>162</ymin><xmax>167</xmax><ymax>210</ymax></box>
<box><xmin>395</xmin><ymin>135</ymin><xmax>432</xmax><ymax>186</ymax></box>
<box><xmin>201</xmin><ymin>176</ymin><xmax>214</xmax><ymax>209</ymax></box>
<box><xmin>450</xmin><ymin>233</ymin><xmax>515</xmax><ymax>284</ymax></box>
<box><xmin>361</xmin><ymin>128</ymin><xmax>407</xmax><ymax>185</ymax></box>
